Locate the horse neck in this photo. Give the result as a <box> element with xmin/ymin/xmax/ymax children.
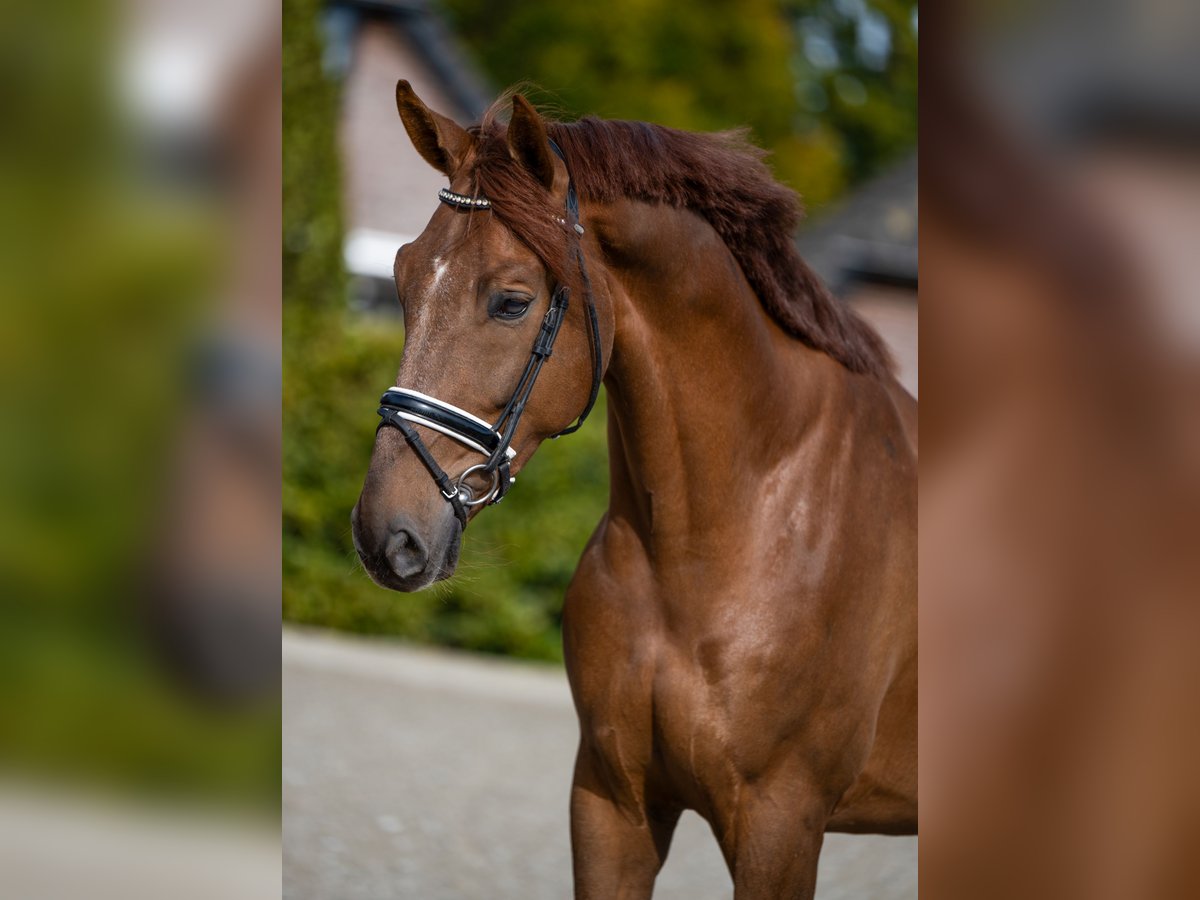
<box><xmin>588</xmin><ymin>200</ymin><xmax>851</xmax><ymax>555</ymax></box>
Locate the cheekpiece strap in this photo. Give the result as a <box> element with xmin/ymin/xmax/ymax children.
<box><xmin>547</xmin><ymin>138</ymin><xmax>585</xmax><ymax>236</ymax></box>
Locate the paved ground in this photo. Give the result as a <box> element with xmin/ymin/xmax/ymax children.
<box><xmin>0</xmin><ymin>784</ymin><xmax>278</xmax><ymax>900</ymax></box>
<box><xmin>283</xmin><ymin>627</ymin><xmax>917</xmax><ymax>899</ymax></box>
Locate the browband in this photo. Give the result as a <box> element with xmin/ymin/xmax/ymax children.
<box><xmin>437</xmin><ymin>188</ymin><xmax>490</xmax><ymax>209</ymax></box>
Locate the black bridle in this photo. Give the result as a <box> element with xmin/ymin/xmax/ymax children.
<box><xmin>376</xmin><ymin>140</ymin><xmax>602</xmax><ymax>529</ymax></box>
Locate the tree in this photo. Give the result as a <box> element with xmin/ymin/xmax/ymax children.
<box><xmin>441</xmin><ymin>0</ymin><xmax>916</xmax><ymax>212</ymax></box>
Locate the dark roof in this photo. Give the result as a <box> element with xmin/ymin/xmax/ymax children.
<box><xmin>333</xmin><ymin>0</ymin><xmax>492</xmax><ymax>120</ymax></box>
<box><xmin>795</xmin><ymin>154</ymin><xmax>917</xmax><ymax>294</ymax></box>
<box><xmin>971</xmin><ymin>1</ymin><xmax>1200</xmax><ymax>152</ymax></box>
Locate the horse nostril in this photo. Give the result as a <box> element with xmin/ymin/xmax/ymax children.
<box><xmin>385</xmin><ymin>526</ymin><xmax>428</xmax><ymax>580</ymax></box>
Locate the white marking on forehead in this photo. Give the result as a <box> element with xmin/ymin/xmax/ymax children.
<box><xmin>399</xmin><ymin>254</ymin><xmax>459</xmax><ymax>380</ymax></box>
<box><xmin>430</xmin><ymin>256</ymin><xmax>448</xmax><ymax>291</ymax></box>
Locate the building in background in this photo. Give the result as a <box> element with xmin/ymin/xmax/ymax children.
<box><xmin>322</xmin><ymin>0</ymin><xmax>490</xmax><ymax>310</ymax></box>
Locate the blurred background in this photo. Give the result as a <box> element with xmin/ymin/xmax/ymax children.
<box><xmin>1</xmin><ymin>0</ymin><xmax>280</xmax><ymax>897</ymax></box>
<box><xmin>282</xmin><ymin>0</ymin><xmax>918</xmax><ymax>897</ymax></box>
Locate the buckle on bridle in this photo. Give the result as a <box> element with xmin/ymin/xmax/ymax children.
<box><xmin>452</xmin><ymin>463</ymin><xmax>502</xmax><ymax>507</ymax></box>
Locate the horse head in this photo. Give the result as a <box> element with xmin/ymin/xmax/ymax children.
<box><xmin>352</xmin><ymin>83</ymin><xmax>610</xmax><ymax>592</ymax></box>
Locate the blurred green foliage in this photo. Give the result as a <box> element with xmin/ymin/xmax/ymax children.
<box><xmin>0</xmin><ymin>0</ymin><xmax>277</xmax><ymax>808</ymax></box>
<box><xmin>284</xmin><ymin>0</ymin><xmax>916</xmax><ymax>661</ymax></box>
<box><xmin>442</xmin><ymin>0</ymin><xmax>917</xmax><ymax>211</ymax></box>
<box><xmin>285</xmin><ymin>0</ymin><xmax>346</xmax><ymax>315</ymax></box>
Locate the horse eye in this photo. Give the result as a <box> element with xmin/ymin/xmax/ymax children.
<box><xmin>493</xmin><ymin>295</ymin><xmax>532</xmax><ymax>320</ymax></box>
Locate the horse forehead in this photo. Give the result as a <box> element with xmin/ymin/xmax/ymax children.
<box><xmin>426</xmin><ymin>255</ymin><xmax>451</xmax><ymax>294</ymax></box>
<box><xmin>402</xmin><ymin>232</ymin><xmax>497</xmax><ymax>344</ymax></box>
<box><xmin>397</xmin><ymin>254</ymin><xmax>461</xmax><ymax>382</ymax></box>
<box><xmin>407</xmin><ymin>255</ymin><xmax>465</xmax><ymax>341</ymax></box>
<box><xmin>403</xmin><ymin>229</ymin><xmax>473</xmax><ymax>300</ymax></box>
<box><xmin>409</xmin><ymin>220</ymin><xmax>531</xmax><ymax>294</ymax></box>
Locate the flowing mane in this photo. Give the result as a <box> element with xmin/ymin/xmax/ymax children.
<box><xmin>465</xmin><ymin>99</ymin><xmax>893</xmax><ymax>379</ymax></box>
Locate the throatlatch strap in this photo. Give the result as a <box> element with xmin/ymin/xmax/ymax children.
<box><xmin>545</xmin><ymin>137</ymin><xmax>603</xmax><ymax>438</ymax></box>
<box><xmin>552</xmin><ymin>245</ymin><xmax>601</xmax><ymax>438</ymax></box>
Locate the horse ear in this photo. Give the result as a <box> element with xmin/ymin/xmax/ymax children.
<box><xmin>507</xmin><ymin>94</ymin><xmax>555</xmax><ymax>190</ymax></box>
<box><xmin>395</xmin><ymin>80</ymin><xmax>471</xmax><ymax>177</ymax></box>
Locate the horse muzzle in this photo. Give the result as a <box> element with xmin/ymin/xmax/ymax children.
<box><xmin>351</xmin><ymin>498</ymin><xmax>462</xmax><ymax>592</ymax></box>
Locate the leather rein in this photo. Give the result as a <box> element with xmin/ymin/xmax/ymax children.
<box><xmin>376</xmin><ymin>140</ymin><xmax>602</xmax><ymax>529</ymax></box>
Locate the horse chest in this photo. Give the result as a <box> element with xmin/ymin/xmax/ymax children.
<box><xmin>571</xmin><ymin>606</ymin><xmax>802</xmax><ymax>804</ymax></box>
<box><xmin>566</xmin><ymin>531</ymin><xmax>833</xmax><ymax>807</ymax></box>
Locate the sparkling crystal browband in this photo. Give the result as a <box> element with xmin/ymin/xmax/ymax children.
<box><xmin>437</xmin><ymin>186</ymin><xmax>584</xmax><ymax>234</ymax></box>
<box><xmin>438</xmin><ymin>188</ymin><xmax>491</xmax><ymax>209</ymax></box>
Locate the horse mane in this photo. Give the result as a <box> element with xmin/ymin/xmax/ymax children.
<box><xmin>467</xmin><ymin>97</ymin><xmax>893</xmax><ymax>379</ymax></box>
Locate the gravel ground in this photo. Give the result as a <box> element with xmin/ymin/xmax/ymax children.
<box><xmin>283</xmin><ymin>627</ymin><xmax>917</xmax><ymax>899</ymax></box>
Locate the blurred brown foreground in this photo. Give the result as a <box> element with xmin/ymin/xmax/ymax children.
<box><xmin>920</xmin><ymin>1</ymin><xmax>1200</xmax><ymax>898</ymax></box>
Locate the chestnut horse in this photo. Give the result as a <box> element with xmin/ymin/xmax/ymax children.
<box><xmin>352</xmin><ymin>83</ymin><xmax>917</xmax><ymax>898</ymax></box>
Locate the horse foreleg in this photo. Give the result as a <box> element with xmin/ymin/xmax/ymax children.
<box><xmin>569</xmin><ymin>746</ymin><xmax>680</xmax><ymax>900</ymax></box>
<box><xmin>713</xmin><ymin>779</ymin><xmax>830</xmax><ymax>900</ymax></box>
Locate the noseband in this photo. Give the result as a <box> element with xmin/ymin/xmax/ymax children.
<box><xmin>375</xmin><ymin>140</ymin><xmax>603</xmax><ymax>529</ymax></box>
